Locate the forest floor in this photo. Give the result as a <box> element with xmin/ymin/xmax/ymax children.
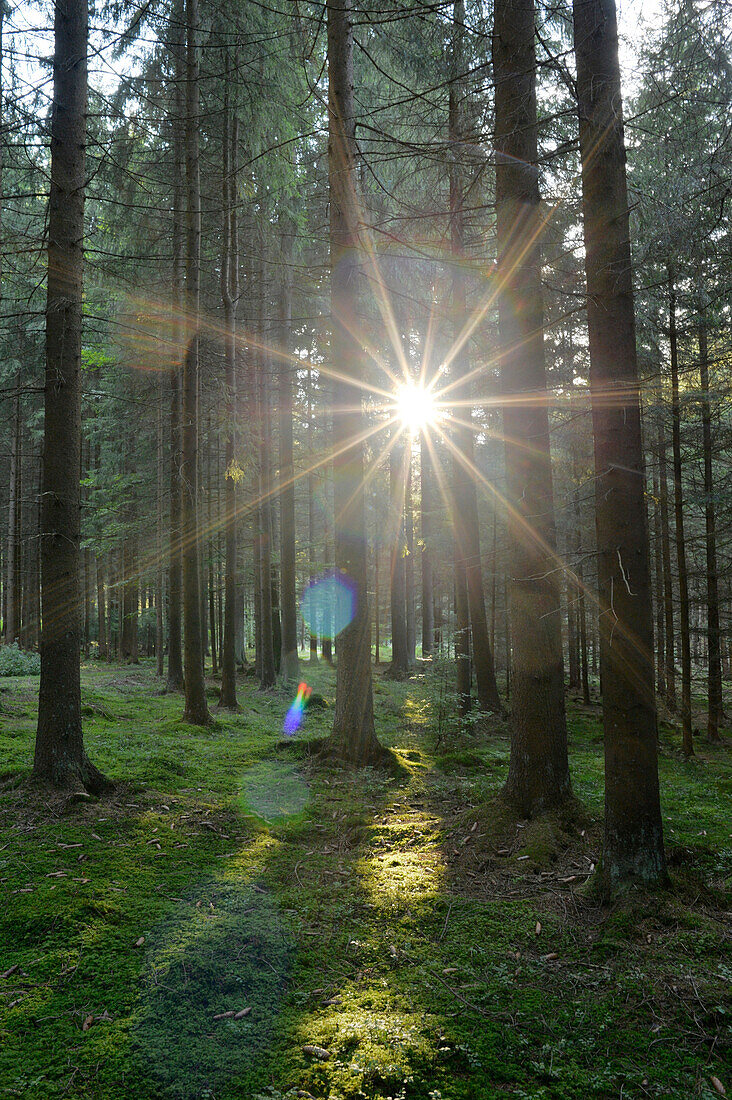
<box><xmin>0</xmin><ymin>658</ymin><xmax>730</xmax><ymax>1100</ymax></box>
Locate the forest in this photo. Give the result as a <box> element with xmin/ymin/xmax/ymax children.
<box><xmin>0</xmin><ymin>0</ymin><xmax>730</xmax><ymax>1097</ymax></box>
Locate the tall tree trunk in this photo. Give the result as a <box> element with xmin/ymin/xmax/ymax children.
<box><xmin>657</xmin><ymin>413</ymin><xmax>676</xmax><ymax>709</ymax></box>
<box><xmin>167</xmin><ymin>0</ymin><xmax>185</xmax><ymax>692</ymax></box>
<box><xmin>327</xmin><ymin>0</ymin><xmax>382</xmax><ymax>762</ymax></box>
<box><xmin>448</xmin><ymin>2</ymin><xmax>503</xmax><ymax>715</ymax></box>
<box><xmin>389</xmin><ymin>437</ymin><xmax>409</xmax><ymax>677</ymax></box>
<box><xmin>573</xmin><ymin>0</ymin><xmax>666</xmax><ymax>890</ymax></box>
<box><xmin>405</xmin><ymin>454</ymin><xmax>416</xmax><ymax>667</ymax></box>
<box><xmin>33</xmin><ymin>0</ymin><xmax>109</xmax><ymax>792</ymax></box>
<box><xmin>420</xmin><ymin>437</ymin><xmax>434</xmax><ymax>658</ymax></box>
<box><xmin>219</xmin><ymin>72</ymin><xmax>239</xmax><ymax>707</ymax></box>
<box><xmin>6</xmin><ymin>374</ymin><xmax>20</xmax><ymax>644</ymax></box>
<box><xmin>256</xmin><ymin>261</ymin><xmax>276</xmax><ymax>690</ymax></box>
<box><xmin>374</xmin><ymin>540</ymin><xmax>381</xmax><ymax>664</ymax></box>
<box><xmin>307</xmin><ymin>365</ymin><xmax>318</xmax><ymax>663</ymax></box>
<box><xmin>652</xmin><ymin>453</ymin><xmax>665</xmax><ymax>697</ymax></box>
<box><xmin>697</xmin><ymin>302</ymin><xmax>722</xmax><ymax>741</ymax></box>
<box><xmin>668</xmin><ymin>269</ymin><xmax>692</xmax><ymax>753</ymax></box>
<box><xmin>278</xmin><ymin>220</ymin><xmax>299</xmax><ymax>681</ymax></box>
<box><xmin>156</xmin><ymin>376</ymin><xmax>165</xmax><ymax>676</ymax></box>
<box><xmin>494</xmin><ymin>0</ymin><xmax>569</xmax><ymax>812</ymax></box>
<box><xmin>181</xmin><ymin>0</ymin><xmax>209</xmax><ymax>724</ymax></box>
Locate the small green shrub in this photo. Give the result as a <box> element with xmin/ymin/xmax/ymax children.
<box><xmin>0</xmin><ymin>643</ymin><xmax>40</xmax><ymax>676</ymax></box>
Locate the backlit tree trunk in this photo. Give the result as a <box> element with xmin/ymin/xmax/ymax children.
<box><xmin>697</xmin><ymin>303</ymin><xmax>722</xmax><ymax>741</ymax></box>
<box><xmin>573</xmin><ymin>0</ymin><xmax>666</xmax><ymax>890</ymax></box>
<box><xmin>181</xmin><ymin>0</ymin><xmax>209</xmax><ymax>724</ymax></box>
<box><xmin>327</xmin><ymin>0</ymin><xmax>382</xmax><ymax>762</ymax></box>
<box><xmin>494</xmin><ymin>0</ymin><xmax>569</xmax><ymax>813</ymax></box>
<box><xmin>389</xmin><ymin>437</ymin><xmax>409</xmax><ymax>677</ymax></box>
<box><xmin>278</xmin><ymin>220</ymin><xmax>299</xmax><ymax>681</ymax></box>
<box><xmin>33</xmin><ymin>0</ymin><xmax>109</xmax><ymax>792</ymax></box>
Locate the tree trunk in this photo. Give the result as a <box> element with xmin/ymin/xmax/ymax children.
<box><xmin>327</xmin><ymin>0</ymin><xmax>382</xmax><ymax>763</ymax></box>
<box><xmin>405</xmin><ymin>454</ymin><xmax>416</xmax><ymax>667</ymax></box>
<box><xmin>697</xmin><ymin>303</ymin><xmax>722</xmax><ymax>741</ymax></box>
<box><xmin>389</xmin><ymin>437</ymin><xmax>409</xmax><ymax>676</ymax></box>
<box><xmin>278</xmin><ymin>220</ymin><xmax>299</xmax><ymax>681</ymax></box>
<box><xmin>307</xmin><ymin>365</ymin><xmax>318</xmax><ymax>663</ymax></box>
<box><xmin>33</xmin><ymin>0</ymin><xmax>109</xmax><ymax>793</ymax></box>
<box><xmin>181</xmin><ymin>0</ymin><xmax>209</xmax><ymax>725</ymax></box>
<box><xmin>256</xmin><ymin>263</ymin><xmax>276</xmax><ymax>690</ymax></box>
<box><xmin>219</xmin><ymin>73</ymin><xmax>239</xmax><ymax>707</ymax></box>
<box><xmin>657</xmin><ymin>413</ymin><xmax>676</xmax><ymax>709</ymax></box>
<box><xmin>668</xmin><ymin>269</ymin><xmax>692</xmax><ymax>753</ymax></box>
<box><xmin>167</xmin><ymin>0</ymin><xmax>185</xmax><ymax>692</ymax></box>
<box><xmin>6</xmin><ymin>374</ymin><xmax>20</xmax><ymax>644</ymax></box>
<box><xmin>494</xmin><ymin>0</ymin><xmax>569</xmax><ymax>813</ymax></box>
<box><xmin>573</xmin><ymin>0</ymin><xmax>666</xmax><ymax>890</ymax></box>
<box><xmin>420</xmin><ymin>437</ymin><xmax>434</xmax><ymax>658</ymax></box>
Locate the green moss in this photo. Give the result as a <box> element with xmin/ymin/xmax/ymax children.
<box><xmin>0</xmin><ymin>660</ymin><xmax>729</xmax><ymax>1099</ymax></box>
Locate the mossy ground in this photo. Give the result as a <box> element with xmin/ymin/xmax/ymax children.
<box><xmin>0</xmin><ymin>658</ymin><xmax>730</xmax><ymax>1099</ymax></box>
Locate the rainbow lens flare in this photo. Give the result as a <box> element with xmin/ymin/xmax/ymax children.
<box><xmin>300</xmin><ymin>569</ymin><xmax>358</xmax><ymax>640</ymax></box>
<box><xmin>283</xmin><ymin>681</ymin><xmax>312</xmax><ymax>736</ymax></box>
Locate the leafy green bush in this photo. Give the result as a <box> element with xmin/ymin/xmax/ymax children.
<box><xmin>0</xmin><ymin>643</ymin><xmax>41</xmax><ymax>676</ymax></box>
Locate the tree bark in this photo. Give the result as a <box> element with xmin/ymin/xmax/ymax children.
<box><xmin>657</xmin><ymin>413</ymin><xmax>676</xmax><ymax>709</ymax></box>
<box><xmin>219</xmin><ymin>73</ymin><xmax>239</xmax><ymax>707</ymax></box>
<box><xmin>573</xmin><ymin>0</ymin><xmax>666</xmax><ymax>890</ymax></box>
<box><xmin>166</xmin><ymin>0</ymin><xmax>185</xmax><ymax>692</ymax></box>
<box><xmin>668</xmin><ymin>269</ymin><xmax>692</xmax><ymax>753</ymax></box>
<box><xmin>420</xmin><ymin>437</ymin><xmax>434</xmax><ymax>658</ymax></box>
<box><xmin>494</xmin><ymin>0</ymin><xmax>569</xmax><ymax>813</ymax></box>
<box><xmin>278</xmin><ymin>220</ymin><xmax>299</xmax><ymax>681</ymax></box>
<box><xmin>389</xmin><ymin>436</ymin><xmax>409</xmax><ymax>677</ymax></box>
<box><xmin>327</xmin><ymin>0</ymin><xmax>382</xmax><ymax>762</ymax></box>
<box><xmin>6</xmin><ymin>374</ymin><xmax>20</xmax><ymax>644</ymax></box>
<box><xmin>33</xmin><ymin>0</ymin><xmax>109</xmax><ymax>793</ymax></box>
<box><xmin>697</xmin><ymin>302</ymin><xmax>722</xmax><ymax>741</ymax></box>
<box><xmin>181</xmin><ymin>0</ymin><xmax>209</xmax><ymax>724</ymax></box>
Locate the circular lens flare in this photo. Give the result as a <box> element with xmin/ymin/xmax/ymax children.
<box><xmin>394</xmin><ymin>382</ymin><xmax>438</xmax><ymax>434</ymax></box>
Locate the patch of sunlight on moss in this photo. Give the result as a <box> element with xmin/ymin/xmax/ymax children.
<box><xmin>403</xmin><ymin>695</ymin><xmax>430</xmax><ymax>727</ymax></box>
<box><xmin>226</xmin><ymin>831</ymin><xmax>281</xmax><ymax>875</ymax></box>
<box><xmin>358</xmin><ymin>809</ymin><xmax>446</xmax><ymax>906</ymax></box>
<box><xmin>238</xmin><ymin>760</ymin><xmax>311</xmax><ymax>824</ymax></box>
<box><xmin>294</xmin><ymin>1001</ymin><xmax>438</xmax><ymax>1096</ymax></box>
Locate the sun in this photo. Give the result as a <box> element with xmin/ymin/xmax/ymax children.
<box><xmin>394</xmin><ymin>382</ymin><xmax>439</xmax><ymax>435</ymax></box>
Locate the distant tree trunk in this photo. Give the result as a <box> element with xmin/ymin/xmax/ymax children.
<box><xmin>327</xmin><ymin>0</ymin><xmax>382</xmax><ymax>762</ymax></box>
<box><xmin>121</xmin><ymin>529</ymin><xmax>138</xmax><ymax>663</ymax></box>
<box><xmin>96</xmin><ymin>551</ymin><xmax>107</xmax><ymax>660</ymax></box>
<box><xmin>278</xmin><ymin>220</ymin><xmax>299</xmax><ymax>681</ymax></box>
<box><xmin>256</xmin><ymin>267</ymin><xmax>276</xmax><ymax>690</ymax></box>
<box><xmin>405</xmin><ymin>455</ymin><xmax>416</xmax><ymax>666</ymax></box>
<box><xmin>652</xmin><ymin>453</ymin><xmax>665</xmax><ymax>698</ymax></box>
<box><xmin>156</xmin><ymin>376</ymin><xmax>165</xmax><ymax>676</ymax></box>
<box><xmin>322</xmin><ymin>532</ymin><xmax>333</xmax><ymax>663</ymax></box>
<box><xmin>573</xmin><ymin>0</ymin><xmax>666</xmax><ymax>890</ymax></box>
<box><xmin>33</xmin><ymin>0</ymin><xmax>109</xmax><ymax>792</ymax></box>
<box><xmin>389</xmin><ymin>437</ymin><xmax>409</xmax><ymax>677</ymax></box>
<box><xmin>448</xmin><ymin>3</ymin><xmax>502</xmax><ymax>716</ymax></box>
<box><xmin>494</xmin><ymin>0</ymin><xmax>569</xmax><ymax>813</ymax></box>
<box><xmin>697</xmin><ymin>303</ymin><xmax>722</xmax><ymax>741</ymax></box>
<box><xmin>167</xmin><ymin>0</ymin><xmax>185</xmax><ymax>692</ymax></box>
<box><xmin>668</xmin><ymin>269</ymin><xmax>692</xmax><ymax>753</ymax></box>
<box><xmin>374</xmin><ymin>540</ymin><xmax>381</xmax><ymax>664</ymax></box>
<box><xmin>307</xmin><ymin>365</ymin><xmax>318</xmax><ymax>663</ymax></box>
<box><xmin>181</xmin><ymin>0</ymin><xmax>209</xmax><ymax>724</ymax></box>
<box><xmin>657</xmin><ymin>414</ymin><xmax>676</xmax><ymax>709</ymax></box>
<box><xmin>6</xmin><ymin>374</ymin><xmax>20</xmax><ymax>644</ymax></box>
<box><xmin>219</xmin><ymin>73</ymin><xmax>239</xmax><ymax>707</ymax></box>
<box><xmin>420</xmin><ymin>437</ymin><xmax>434</xmax><ymax>658</ymax></box>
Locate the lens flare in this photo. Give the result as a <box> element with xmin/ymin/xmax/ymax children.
<box><xmin>283</xmin><ymin>682</ymin><xmax>312</xmax><ymax>736</ymax></box>
<box><xmin>301</xmin><ymin>569</ymin><xmax>358</xmax><ymax>640</ymax></box>
<box><xmin>394</xmin><ymin>382</ymin><xmax>439</xmax><ymax>434</ymax></box>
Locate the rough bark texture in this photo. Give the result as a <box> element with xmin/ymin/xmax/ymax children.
<box><xmin>573</xmin><ymin>0</ymin><xmax>666</xmax><ymax>890</ymax></box>
<box><xmin>327</xmin><ymin>0</ymin><xmax>382</xmax><ymax>763</ymax></box>
<box><xmin>657</xmin><ymin>414</ymin><xmax>676</xmax><ymax>709</ymax></box>
<box><xmin>181</xmin><ymin>0</ymin><xmax>209</xmax><ymax>725</ymax></box>
<box><xmin>166</xmin><ymin>0</ymin><xmax>185</xmax><ymax>693</ymax></box>
<box><xmin>219</xmin><ymin>75</ymin><xmax>239</xmax><ymax>707</ymax></box>
<box><xmin>389</xmin><ymin>438</ymin><xmax>410</xmax><ymax>677</ymax></box>
<box><xmin>494</xmin><ymin>0</ymin><xmax>570</xmax><ymax>813</ymax></box>
<box><xmin>420</xmin><ymin>438</ymin><xmax>434</xmax><ymax>657</ymax></box>
<box><xmin>33</xmin><ymin>0</ymin><xmax>109</xmax><ymax>793</ymax></box>
<box><xmin>697</xmin><ymin>306</ymin><xmax>722</xmax><ymax>741</ymax></box>
<box><xmin>668</xmin><ymin>271</ymin><xmax>692</xmax><ymax>753</ymax></box>
<box><xmin>278</xmin><ymin>221</ymin><xmax>299</xmax><ymax>681</ymax></box>
<box><xmin>6</xmin><ymin>375</ymin><xmax>20</xmax><ymax>644</ymax></box>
